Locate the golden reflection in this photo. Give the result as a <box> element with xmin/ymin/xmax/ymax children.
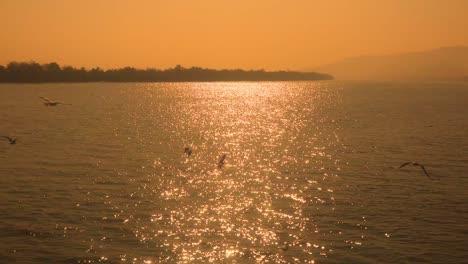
<box><xmin>82</xmin><ymin>82</ymin><xmax>361</xmax><ymax>263</ymax></box>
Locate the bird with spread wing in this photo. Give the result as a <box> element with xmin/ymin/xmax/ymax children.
<box><xmin>40</xmin><ymin>97</ymin><xmax>71</xmax><ymax>106</ymax></box>
<box><xmin>399</xmin><ymin>162</ymin><xmax>434</xmax><ymax>179</ymax></box>
<box><xmin>0</xmin><ymin>136</ymin><xmax>17</xmax><ymax>144</ymax></box>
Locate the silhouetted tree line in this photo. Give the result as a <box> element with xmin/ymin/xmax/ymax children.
<box><xmin>0</xmin><ymin>62</ymin><xmax>333</xmax><ymax>83</ymax></box>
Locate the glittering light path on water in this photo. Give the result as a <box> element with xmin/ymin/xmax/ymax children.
<box><xmin>90</xmin><ymin>82</ymin><xmax>359</xmax><ymax>263</ymax></box>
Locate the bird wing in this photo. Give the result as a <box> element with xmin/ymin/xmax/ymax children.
<box><xmin>419</xmin><ymin>165</ymin><xmax>433</xmax><ymax>179</ymax></box>
<box><xmin>40</xmin><ymin>96</ymin><xmax>52</xmax><ymax>102</ymax></box>
<box><xmin>399</xmin><ymin>162</ymin><xmax>412</xmax><ymax>168</ymax></box>
<box><xmin>0</xmin><ymin>136</ymin><xmax>12</xmax><ymax>141</ymax></box>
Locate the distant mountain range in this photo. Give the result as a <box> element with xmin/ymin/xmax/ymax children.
<box><xmin>315</xmin><ymin>46</ymin><xmax>468</xmax><ymax>81</ymax></box>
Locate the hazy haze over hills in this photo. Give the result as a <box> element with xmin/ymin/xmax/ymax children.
<box><xmin>315</xmin><ymin>46</ymin><xmax>468</xmax><ymax>81</ymax></box>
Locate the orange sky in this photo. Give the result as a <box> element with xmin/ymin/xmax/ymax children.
<box><xmin>1</xmin><ymin>0</ymin><xmax>468</xmax><ymax>70</ymax></box>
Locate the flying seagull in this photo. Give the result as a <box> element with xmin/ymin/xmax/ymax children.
<box><xmin>399</xmin><ymin>162</ymin><xmax>433</xmax><ymax>179</ymax></box>
<box><xmin>184</xmin><ymin>147</ymin><xmax>192</xmax><ymax>157</ymax></box>
<box><xmin>0</xmin><ymin>136</ymin><xmax>17</xmax><ymax>144</ymax></box>
<box><xmin>218</xmin><ymin>154</ymin><xmax>227</xmax><ymax>168</ymax></box>
<box><xmin>40</xmin><ymin>97</ymin><xmax>71</xmax><ymax>106</ymax></box>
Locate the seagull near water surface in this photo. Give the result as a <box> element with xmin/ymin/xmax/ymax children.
<box><xmin>184</xmin><ymin>147</ymin><xmax>192</xmax><ymax>157</ymax></box>
<box><xmin>0</xmin><ymin>136</ymin><xmax>17</xmax><ymax>144</ymax></box>
<box><xmin>218</xmin><ymin>154</ymin><xmax>227</xmax><ymax>168</ymax></box>
<box><xmin>399</xmin><ymin>162</ymin><xmax>434</xmax><ymax>180</ymax></box>
<box><xmin>40</xmin><ymin>97</ymin><xmax>72</xmax><ymax>106</ymax></box>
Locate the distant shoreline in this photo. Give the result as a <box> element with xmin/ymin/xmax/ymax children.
<box><xmin>0</xmin><ymin>80</ymin><xmax>335</xmax><ymax>84</ymax></box>
<box><xmin>0</xmin><ymin>62</ymin><xmax>333</xmax><ymax>83</ymax></box>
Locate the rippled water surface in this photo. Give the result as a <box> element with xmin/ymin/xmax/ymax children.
<box><xmin>0</xmin><ymin>81</ymin><xmax>467</xmax><ymax>263</ymax></box>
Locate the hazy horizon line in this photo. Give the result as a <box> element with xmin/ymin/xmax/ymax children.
<box><xmin>1</xmin><ymin>61</ymin><xmax>320</xmax><ymax>73</ymax></box>
<box><xmin>312</xmin><ymin>45</ymin><xmax>468</xmax><ymax>70</ymax></box>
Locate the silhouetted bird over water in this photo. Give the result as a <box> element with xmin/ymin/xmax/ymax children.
<box><xmin>218</xmin><ymin>154</ymin><xmax>227</xmax><ymax>168</ymax></box>
<box><xmin>40</xmin><ymin>97</ymin><xmax>71</xmax><ymax>106</ymax></box>
<box><xmin>0</xmin><ymin>136</ymin><xmax>17</xmax><ymax>144</ymax></box>
<box><xmin>184</xmin><ymin>147</ymin><xmax>192</xmax><ymax>157</ymax></box>
<box><xmin>399</xmin><ymin>162</ymin><xmax>433</xmax><ymax>179</ymax></box>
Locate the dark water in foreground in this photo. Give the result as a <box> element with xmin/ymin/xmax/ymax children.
<box><xmin>0</xmin><ymin>81</ymin><xmax>467</xmax><ymax>263</ymax></box>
